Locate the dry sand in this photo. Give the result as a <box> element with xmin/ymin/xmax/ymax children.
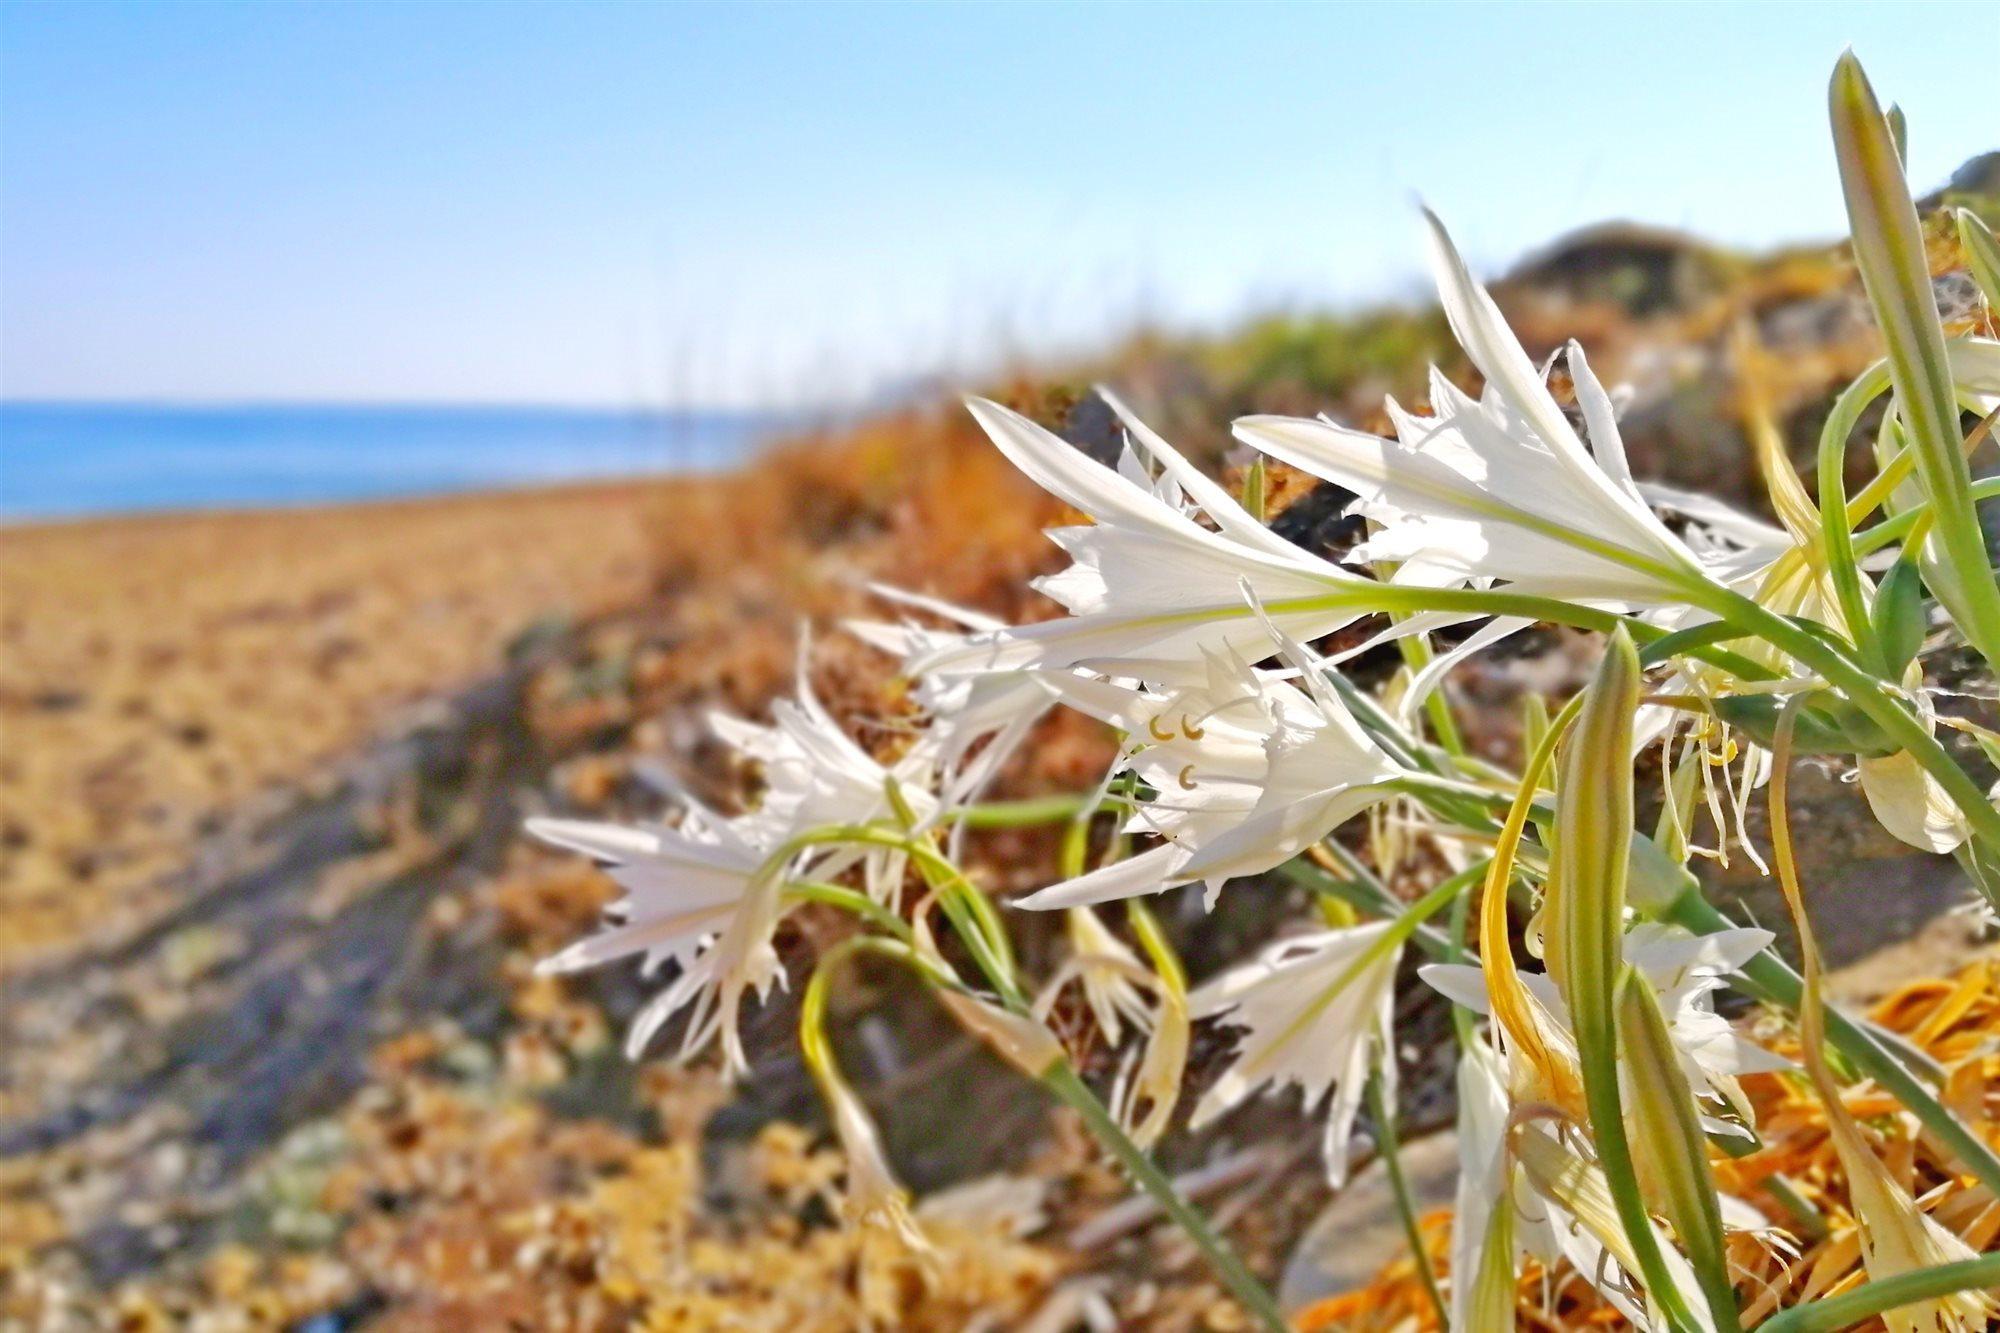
<box><xmin>0</xmin><ymin>482</ymin><xmax>674</xmax><ymax>968</ymax></box>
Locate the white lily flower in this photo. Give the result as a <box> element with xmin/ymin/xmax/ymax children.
<box><xmin>1029</xmin><ymin>906</ymin><xmax>1188</xmax><ymax>1147</ymax></box>
<box><xmin>1853</xmin><ymin>662</ymin><xmax>1984</xmax><ymax>855</ymax></box>
<box><xmin>1452</xmin><ymin>1030</ymin><xmax>1723</xmax><ymax>1332</ymax></box>
<box><xmin>1171</xmin><ymin>663</ymin><xmax>1407</xmax><ymax>888</ymax></box>
<box><xmin>529</xmin><ymin>811</ymin><xmax>788</xmax><ymax>1075</ymax></box>
<box><xmin>534</xmin><ymin>653</ymin><xmax>950</xmax><ymax>1072</ymax></box>
<box><xmin>1449</xmin><ymin>1034</ymin><xmax>1519</xmax><ymax>1331</ymax></box>
<box><xmin>1186</xmin><ymin>920</ymin><xmax>1402</xmax><ymax>1185</ymax></box>
<box><xmin>1014</xmin><ymin>649</ymin><xmax>1404</xmax><ymax>910</ymax></box>
<box><xmin>1236</xmin><ymin>212</ymin><xmax>1713</xmax><ymax>609</ymax></box>
<box><xmin>846</xmin><ymin>585</ymin><xmax>1057</xmax><ymax>777</ymax></box>
<box><xmin>1422</xmin><ymin>923</ymin><xmax>1786</xmax><ymax>1123</ymax></box>
<box><xmin>713</xmin><ymin>661</ymin><xmax>938</xmax><ymax>850</ymax></box>
<box><xmin>1858</xmin><ymin>746</ymin><xmax>1979</xmax><ymax>853</ymax></box>
<box><xmin>912</xmin><ymin>396</ymin><xmax>1370</xmax><ymax>676</ymax></box>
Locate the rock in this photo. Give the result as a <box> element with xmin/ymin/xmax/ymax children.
<box><xmin>1277</xmin><ymin>1129</ymin><xmax>1458</xmax><ymax>1311</ymax></box>
<box><xmin>1502</xmin><ymin>222</ymin><xmax>1735</xmax><ymax>318</ymax></box>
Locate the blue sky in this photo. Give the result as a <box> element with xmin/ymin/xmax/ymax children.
<box><xmin>3</xmin><ymin>1</ymin><xmax>1995</xmax><ymax>410</ymax></box>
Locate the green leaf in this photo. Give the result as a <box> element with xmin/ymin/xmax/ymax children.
<box><xmin>1710</xmin><ymin>691</ymin><xmax>1898</xmax><ymax>758</ymax></box>
<box><xmin>1755</xmin><ymin>1252</ymin><xmax>2000</xmax><ymax>1333</ymax></box>
<box><xmin>1551</xmin><ymin>627</ymin><xmax>1706</xmax><ymax>1333</ymax></box>
<box><xmin>1869</xmin><ymin>556</ymin><xmax>1927</xmax><ymax>677</ymax></box>
<box><xmin>1831</xmin><ymin>53</ymin><xmax>2000</xmax><ymax>669</ymax></box>
<box><xmin>1618</xmin><ymin>969</ymin><xmax>1742</xmax><ymax>1331</ymax></box>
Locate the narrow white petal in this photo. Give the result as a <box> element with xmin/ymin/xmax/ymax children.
<box><xmin>1015</xmin><ymin>843</ymin><xmax>1189</xmax><ymax>910</ymax></box>
<box><xmin>526</xmin><ymin>817</ymin><xmax>662</xmax><ymax>862</ymax></box>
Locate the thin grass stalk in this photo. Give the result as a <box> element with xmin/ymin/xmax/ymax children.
<box><xmin>1366</xmin><ymin>1068</ymin><xmax>1449</xmax><ymax>1330</ymax></box>
<box><xmin>1039</xmin><ymin>1063</ymin><xmax>1291</xmax><ymax>1332</ymax></box>
<box><xmin>1755</xmin><ymin>1252</ymin><xmax>2000</xmax><ymax>1333</ymax></box>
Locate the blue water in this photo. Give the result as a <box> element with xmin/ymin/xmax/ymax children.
<box><xmin>0</xmin><ymin>403</ymin><xmax>787</xmax><ymax>522</ymax></box>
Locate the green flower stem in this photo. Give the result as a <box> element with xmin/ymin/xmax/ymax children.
<box><xmin>854</xmin><ymin>829</ymin><xmax>1288</xmax><ymax>1331</ymax></box>
<box><xmin>1392</xmin><ymin>624</ymin><xmax>1470</xmax><ymax>758</ymax></box>
<box><xmin>805</xmin><ymin>934</ymin><xmax>1292</xmax><ymax>1330</ymax></box>
<box><xmin>801</xmin><ymin>936</ymin><xmax>960</xmax><ymax>1071</ymax></box>
<box><xmin>1755</xmin><ymin>1251</ymin><xmax>2000</xmax><ymax>1333</ymax></box>
<box><xmin>783</xmin><ymin>881</ymin><xmax>916</xmax><ymax>942</ymax></box>
<box><xmin>784</xmin><ymin>824</ymin><xmax>1022</xmax><ymax>998</ymax></box>
<box><xmin>1816</xmin><ymin>365</ymin><xmax>1889</xmax><ymax>667</ymax></box>
<box><xmin>947</xmin><ymin>793</ymin><xmax>1116</xmax><ymax>827</ymax></box>
<box><xmin>1838</xmin><ymin>386</ymin><xmax>1993</xmax><ymax>531</ymax></box>
<box><xmin>1366</xmin><ymin>1069</ymin><xmax>1448</xmax><ymax>1331</ymax></box>
<box><xmin>1662</xmin><ymin>890</ymin><xmax>2000</xmax><ymax>1199</ymax></box>
<box><xmin>1190</xmin><ymin>586</ymin><xmax>1770</xmax><ymax>680</ymax></box>
<box><xmin>1040</xmin><ymin>1061</ymin><xmax>1291</xmax><ymax>1333</ymax></box>
<box><xmin>1555</xmin><ymin>630</ymin><xmax>1708</xmax><ymax>1333</ymax></box>
<box><xmin>1124</xmin><ymin>898</ymin><xmax>1187</xmax><ymax>993</ymax></box>
<box><xmin>1852</xmin><ymin>476</ymin><xmax>2000</xmax><ymax>557</ymax></box>
<box><xmin>1278</xmin><ymin>852</ymin><xmax>1458</xmax><ymax>960</ymax></box>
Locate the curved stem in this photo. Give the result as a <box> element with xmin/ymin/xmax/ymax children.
<box><xmin>1816</xmin><ymin>362</ymin><xmax>1892</xmax><ymax>662</ymax></box>
<box><xmin>882</xmin><ymin>831</ymin><xmax>1288</xmax><ymax>1329</ymax></box>
<box><xmin>784</xmin><ymin>881</ymin><xmax>914</xmax><ymax>942</ymax></box>
<box><xmin>1754</xmin><ymin>1251</ymin><xmax>2000</xmax><ymax>1333</ymax></box>
<box><xmin>1851</xmin><ymin>475</ymin><xmax>2000</xmax><ymax>557</ymax></box>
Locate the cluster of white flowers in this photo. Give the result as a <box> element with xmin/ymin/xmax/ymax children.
<box><xmin>529</xmin><ymin>184</ymin><xmax>2000</xmax><ymax>1329</ymax></box>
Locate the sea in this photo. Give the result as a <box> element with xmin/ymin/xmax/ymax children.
<box><xmin>0</xmin><ymin>403</ymin><xmax>790</xmax><ymax>522</ymax></box>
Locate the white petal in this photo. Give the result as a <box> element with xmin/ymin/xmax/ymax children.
<box><xmin>1015</xmin><ymin>843</ymin><xmax>1189</xmax><ymax>910</ymax></box>
<box><xmin>527</xmin><ymin>817</ymin><xmax>662</xmax><ymax>862</ymax></box>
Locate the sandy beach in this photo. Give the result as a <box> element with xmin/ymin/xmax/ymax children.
<box><xmin>0</xmin><ymin>482</ymin><xmax>672</xmax><ymax>967</ymax></box>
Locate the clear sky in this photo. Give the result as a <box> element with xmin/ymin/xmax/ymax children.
<box><xmin>3</xmin><ymin>1</ymin><xmax>1995</xmax><ymax>410</ymax></box>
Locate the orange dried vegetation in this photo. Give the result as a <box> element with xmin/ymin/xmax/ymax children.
<box><xmin>1297</xmin><ymin>957</ymin><xmax>2000</xmax><ymax>1331</ymax></box>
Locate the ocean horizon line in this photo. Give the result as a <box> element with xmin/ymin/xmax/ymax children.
<box><xmin>0</xmin><ymin>397</ymin><xmax>815</xmax><ymax>420</ymax></box>
<box><xmin>0</xmin><ymin>400</ymin><xmax>803</xmax><ymax>523</ymax></box>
